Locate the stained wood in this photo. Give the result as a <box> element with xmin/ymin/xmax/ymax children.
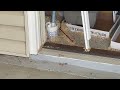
<box><xmin>94</xmin><ymin>11</ymin><xmax>114</xmax><ymax>31</ymax></box>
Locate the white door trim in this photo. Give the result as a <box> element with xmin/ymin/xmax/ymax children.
<box><xmin>81</xmin><ymin>11</ymin><xmax>91</xmax><ymax>51</ymax></box>
<box><xmin>113</xmin><ymin>11</ymin><xmax>118</xmax><ymax>22</ymax></box>
<box><xmin>26</xmin><ymin>11</ymin><xmax>40</xmax><ymax>55</ymax></box>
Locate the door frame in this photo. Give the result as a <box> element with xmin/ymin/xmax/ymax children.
<box><xmin>25</xmin><ymin>11</ymin><xmax>40</xmax><ymax>55</ymax></box>
<box><xmin>26</xmin><ymin>11</ymin><xmax>91</xmax><ymax>55</ymax></box>
<box><xmin>25</xmin><ymin>11</ymin><xmax>46</xmax><ymax>55</ymax></box>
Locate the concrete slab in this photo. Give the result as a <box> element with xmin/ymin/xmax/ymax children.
<box><xmin>0</xmin><ymin>63</ymin><xmax>87</xmax><ymax>79</ymax></box>
<box><xmin>0</xmin><ymin>54</ymin><xmax>120</xmax><ymax>79</ymax></box>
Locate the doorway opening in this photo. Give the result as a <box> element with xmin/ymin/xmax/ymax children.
<box><xmin>39</xmin><ymin>11</ymin><xmax>120</xmax><ymax>59</ymax></box>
